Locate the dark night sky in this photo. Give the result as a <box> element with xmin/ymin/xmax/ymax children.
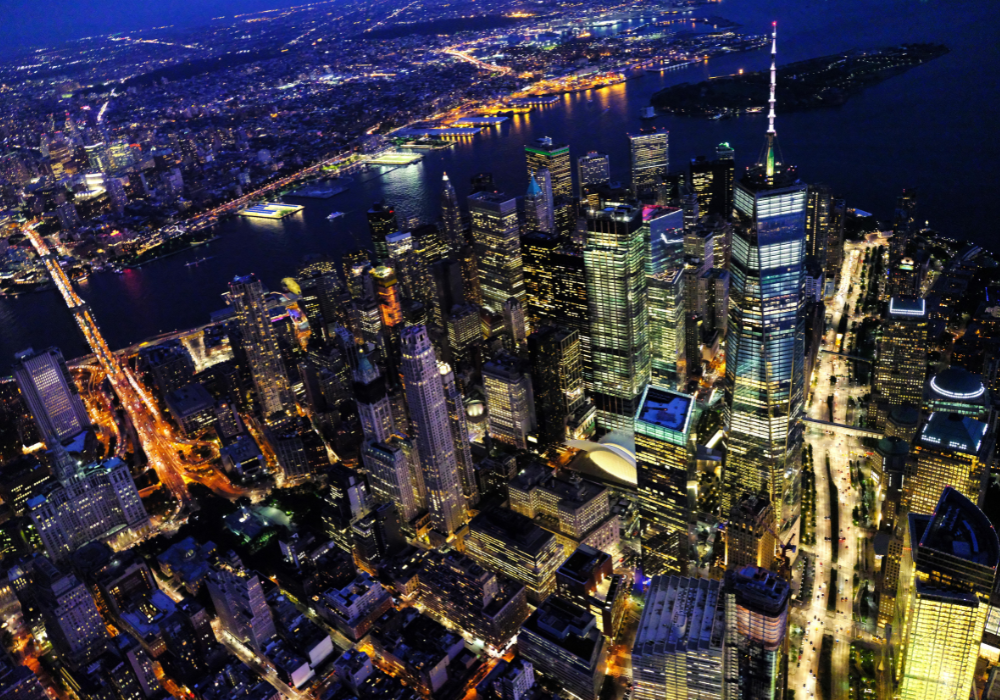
<box><xmin>1</xmin><ymin>0</ymin><xmax>321</xmax><ymax>55</ymax></box>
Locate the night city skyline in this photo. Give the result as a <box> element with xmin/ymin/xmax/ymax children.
<box><xmin>0</xmin><ymin>1</ymin><xmax>998</xmax><ymax>700</ymax></box>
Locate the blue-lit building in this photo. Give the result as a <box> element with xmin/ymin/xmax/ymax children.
<box><xmin>635</xmin><ymin>385</ymin><xmax>695</xmax><ymax>576</ymax></box>
<box><xmin>723</xmin><ymin>32</ymin><xmax>808</xmax><ymax>524</ymax></box>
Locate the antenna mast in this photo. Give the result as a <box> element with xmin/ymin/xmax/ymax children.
<box><xmin>766</xmin><ymin>22</ymin><xmax>777</xmax><ymax>179</ymax></box>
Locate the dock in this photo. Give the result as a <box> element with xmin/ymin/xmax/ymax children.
<box><xmin>451</xmin><ymin>116</ymin><xmax>509</xmax><ymax>126</ymax></box>
<box><xmin>365</xmin><ymin>151</ymin><xmax>424</xmax><ymax>166</ymax></box>
<box><xmin>239</xmin><ymin>202</ymin><xmax>304</xmax><ymax>219</ymax></box>
<box><xmin>394</xmin><ymin>126</ymin><xmax>483</xmax><ymax>138</ymax></box>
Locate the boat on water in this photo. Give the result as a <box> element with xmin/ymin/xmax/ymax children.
<box><xmin>640</xmin><ymin>106</ymin><xmax>656</xmax><ymax>119</ymax></box>
<box><xmin>185</xmin><ymin>256</ymin><xmax>215</xmax><ymax>267</ymax></box>
<box><xmin>327</xmin><ymin>212</ymin><xmax>346</xmax><ymax>221</ymax></box>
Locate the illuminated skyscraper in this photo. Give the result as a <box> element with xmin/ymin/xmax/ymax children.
<box><xmin>577</xmin><ymin>152</ymin><xmax>611</xmax><ymax>197</ymax></box>
<box><xmin>628</xmin><ymin>130</ymin><xmax>669</xmax><ymax>195</ymax></box>
<box><xmin>483</xmin><ymin>351</ymin><xmax>536</xmax><ymax>450</ymax></box>
<box><xmin>525</xmin><ymin>172</ymin><xmax>554</xmax><ymax>234</ymax></box>
<box><xmin>367</xmin><ymin>202</ymin><xmax>398</xmax><ymax>263</ymax></box>
<box><xmin>723</xmin><ymin>26</ymin><xmax>807</xmax><ymax>523</ymax></box>
<box><xmin>469</xmin><ymin>191</ymin><xmax>525</xmax><ymax>314</ymax></box>
<box><xmin>648</xmin><ymin>269</ymin><xmax>687</xmax><ymax>387</ymax></box>
<box><xmin>906</xmin><ymin>412</ymin><xmax>989</xmax><ymax>517</ymax></box>
<box><xmin>400</xmin><ymin>325</ymin><xmax>467</xmax><ymax>536</ymax></box>
<box><xmin>632</xmin><ymin>575</ymin><xmax>724</xmax><ymax>700</ymax></box>
<box><xmin>353</xmin><ymin>351</ymin><xmax>395</xmax><ymax>444</ymax></box>
<box><xmin>525</xmin><ymin>138</ymin><xmax>572</xmax><ymax>199</ymax></box>
<box><xmin>727</xmin><ymin>493</ymin><xmax>777</xmax><ymax>572</ymax></box>
<box><xmin>440</xmin><ymin>172</ymin><xmax>464</xmax><ymax>253</ymax></box>
<box><xmin>229</xmin><ymin>274</ymin><xmax>294</xmax><ymax>418</ymax></box>
<box><xmin>372</xmin><ymin>266</ymin><xmax>403</xmax><ymax>330</ymax></box>
<box><xmin>33</xmin><ymin>556</ymin><xmax>108</xmax><ymax>668</ymax></box>
<box><xmin>361</xmin><ymin>435</ymin><xmax>425</xmax><ymax>523</ymax></box>
<box><xmin>521</xmin><ymin>232</ymin><xmax>590</xmax><ymax>374</ymax></box>
<box><xmin>529</xmin><ymin>327</ymin><xmax>587</xmax><ymax>448</ymax></box>
<box><xmin>723</xmin><ymin>565</ymin><xmax>790</xmax><ymax>700</ymax></box>
<box><xmin>13</xmin><ymin>346</ymin><xmax>89</xmax><ymax>448</ymax></box>
<box><xmin>439</xmin><ymin>361</ymin><xmax>478</xmax><ymax>507</ymax></box>
<box><xmin>895</xmin><ymin>488</ymin><xmax>998</xmax><ymax>700</ymax></box>
<box><xmin>525</xmin><ymin>138</ymin><xmax>574</xmax><ymax>237</ymax></box>
<box><xmin>584</xmin><ymin>204</ymin><xmax>650</xmax><ymax>433</ymax></box>
<box><xmin>870</xmin><ymin>297</ymin><xmax>928</xmax><ymax>427</ymax></box>
<box><xmin>634</xmin><ymin>386</ymin><xmax>695</xmax><ymax>576</ymax></box>
<box><xmin>502</xmin><ymin>296</ymin><xmax>527</xmax><ymax>349</ymax></box>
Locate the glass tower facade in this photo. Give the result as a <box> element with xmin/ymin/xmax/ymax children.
<box><xmin>469</xmin><ymin>191</ymin><xmax>525</xmax><ymax>314</ymax></box>
<box><xmin>584</xmin><ymin>204</ymin><xmax>650</xmax><ymax>433</ymax></box>
<box><xmin>723</xmin><ymin>161</ymin><xmax>807</xmax><ymax>524</ymax></box>
<box><xmin>635</xmin><ymin>385</ymin><xmax>695</xmax><ymax>576</ymax></box>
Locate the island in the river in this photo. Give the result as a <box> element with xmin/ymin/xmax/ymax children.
<box><xmin>650</xmin><ymin>43</ymin><xmax>949</xmax><ymax>117</ymax></box>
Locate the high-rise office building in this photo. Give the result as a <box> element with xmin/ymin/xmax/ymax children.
<box><xmin>229</xmin><ymin>274</ymin><xmax>294</xmax><ymax>418</ymax></box>
<box><xmin>440</xmin><ymin>172</ymin><xmax>464</xmax><ymax>253</ymax></box>
<box><xmin>372</xmin><ymin>266</ymin><xmax>403</xmax><ymax>330</ymax></box>
<box><xmin>870</xmin><ymin>297</ymin><xmax>928</xmax><ymax>427</ymax></box>
<box><xmin>458</xmin><ymin>244</ymin><xmax>483</xmax><ymax>307</ymax></box>
<box><xmin>648</xmin><ymin>269</ymin><xmax>687</xmax><ymax>387</ymax></box>
<box><xmin>689</xmin><ymin>154</ymin><xmax>736</xmax><ymax>220</ymax></box>
<box><xmin>400</xmin><ymin>325</ymin><xmax>467</xmax><ymax>536</ymax></box>
<box><xmin>825</xmin><ymin>197</ymin><xmax>846</xmax><ymax>284</ymax></box>
<box><xmin>805</xmin><ymin>183</ymin><xmax>834</xmax><ymax>271</ymax></box>
<box><xmin>577</xmin><ymin>152</ymin><xmax>611</xmax><ymax>197</ymax></box>
<box><xmin>353</xmin><ymin>351</ymin><xmax>395</xmax><ymax>444</ymax></box>
<box><xmin>519</xmin><ymin>596</ymin><xmax>608</xmax><ymax>700</ymax></box>
<box><xmin>629</xmin><ymin>130</ymin><xmax>669</xmax><ymax>195</ymax></box>
<box><xmin>33</xmin><ymin>556</ymin><xmax>109</xmax><ymax>669</ymax></box>
<box><xmin>632</xmin><ymin>575</ymin><xmax>724</xmax><ymax>700</ymax></box>
<box><xmin>361</xmin><ymin>435</ymin><xmax>425</xmax><ymax>523</ymax></box>
<box><xmin>723</xmin><ymin>28</ymin><xmax>807</xmax><ymax>523</ymax></box>
<box><xmin>206</xmin><ymin>556</ymin><xmax>276</xmax><ymax>652</ymax></box>
<box><xmin>446</xmin><ymin>303</ymin><xmax>481</xmax><ymax>366</ymax></box>
<box><xmin>483</xmin><ymin>351</ymin><xmax>536</xmax><ymax>450</ymax></box>
<box><xmin>906</xmin><ymin>412</ymin><xmax>989</xmax><ymax>517</ymax></box>
<box><xmin>439</xmin><ymin>361</ymin><xmax>478</xmax><ymax>507</ymax></box>
<box><xmin>470</xmin><ymin>191</ymin><xmax>525</xmax><ymax>314</ymax></box>
<box><xmin>714</xmin><ymin>142</ymin><xmax>735</xmax><ymax>219</ymax></box>
<box><xmin>13</xmin><ymin>347</ymin><xmax>89</xmax><ymax>449</ymax></box>
<box><xmin>727</xmin><ymin>493</ymin><xmax>777</xmax><ymax>572</ymax></box>
<box><xmin>502</xmin><ymin>296</ymin><xmax>527</xmax><ymax>349</ymax></box>
<box><xmin>722</xmin><ymin>565</ymin><xmax>791</xmax><ymax>700</ymax></box>
<box><xmin>584</xmin><ymin>204</ymin><xmax>650</xmax><ymax>432</ymax></box>
<box><xmin>367</xmin><ymin>201</ymin><xmax>398</xmax><ymax>263</ymax></box>
<box><xmin>521</xmin><ymin>232</ymin><xmax>590</xmax><ymax>376</ymax></box>
<box><xmin>342</xmin><ymin>248</ymin><xmax>372</xmax><ymax>299</ymax></box>
<box><xmin>525</xmin><ymin>138</ymin><xmax>572</xmax><ymax>199</ymax></box>
<box><xmin>525</xmin><ymin>172</ymin><xmax>555</xmax><ymax>234</ymax></box>
<box><xmin>635</xmin><ymin>386</ymin><xmax>695</xmax><ymax>576</ymax></box>
<box><xmin>529</xmin><ymin>327</ymin><xmax>586</xmax><ymax>448</ymax></box>
<box><xmin>895</xmin><ymin>487</ymin><xmax>999</xmax><ymax>700</ymax></box>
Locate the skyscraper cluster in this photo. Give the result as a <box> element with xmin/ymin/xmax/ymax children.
<box><xmin>2</xmin><ymin>20</ymin><xmax>996</xmax><ymax>700</ymax></box>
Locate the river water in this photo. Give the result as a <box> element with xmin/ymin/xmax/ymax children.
<box><xmin>1</xmin><ymin>0</ymin><xmax>996</xmax><ymax>372</ymax></box>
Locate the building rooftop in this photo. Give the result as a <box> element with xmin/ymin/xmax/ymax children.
<box><xmin>523</xmin><ymin>595</ymin><xmax>602</xmax><ymax>663</ymax></box>
<box><xmin>634</xmin><ymin>576</ymin><xmax>724</xmax><ymax>657</ymax></box>
<box><xmin>919</xmin><ymin>412</ymin><xmax>988</xmax><ymax>455</ymax></box>
<box><xmin>726</xmin><ymin>566</ymin><xmax>791</xmax><ymax>616</ymax></box>
<box><xmin>469</xmin><ymin>508</ymin><xmax>557</xmax><ymax>557</ymax></box>
<box><xmin>928</xmin><ymin>366</ymin><xmax>987</xmax><ymax>402</ymax></box>
<box><xmin>557</xmin><ymin>544</ymin><xmax>612</xmax><ymax>586</ymax></box>
<box><xmin>917</xmin><ymin>487</ymin><xmax>1000</xmax><ymax>569</ymax></box>
<box><xmin>888</xmin><ymin>296</ymin><xmax>927</xmax><ymax>318</ymax></box>
<box><xmin>635</xmin><ymin>385</ymin><xmax>694</xmax><ymax>436</ymax></box>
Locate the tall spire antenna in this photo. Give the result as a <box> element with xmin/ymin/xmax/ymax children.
<box><xmin>765</xmin><ymin>21</ymin><xmax>777</xmax><ymax>179</ymax></box>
